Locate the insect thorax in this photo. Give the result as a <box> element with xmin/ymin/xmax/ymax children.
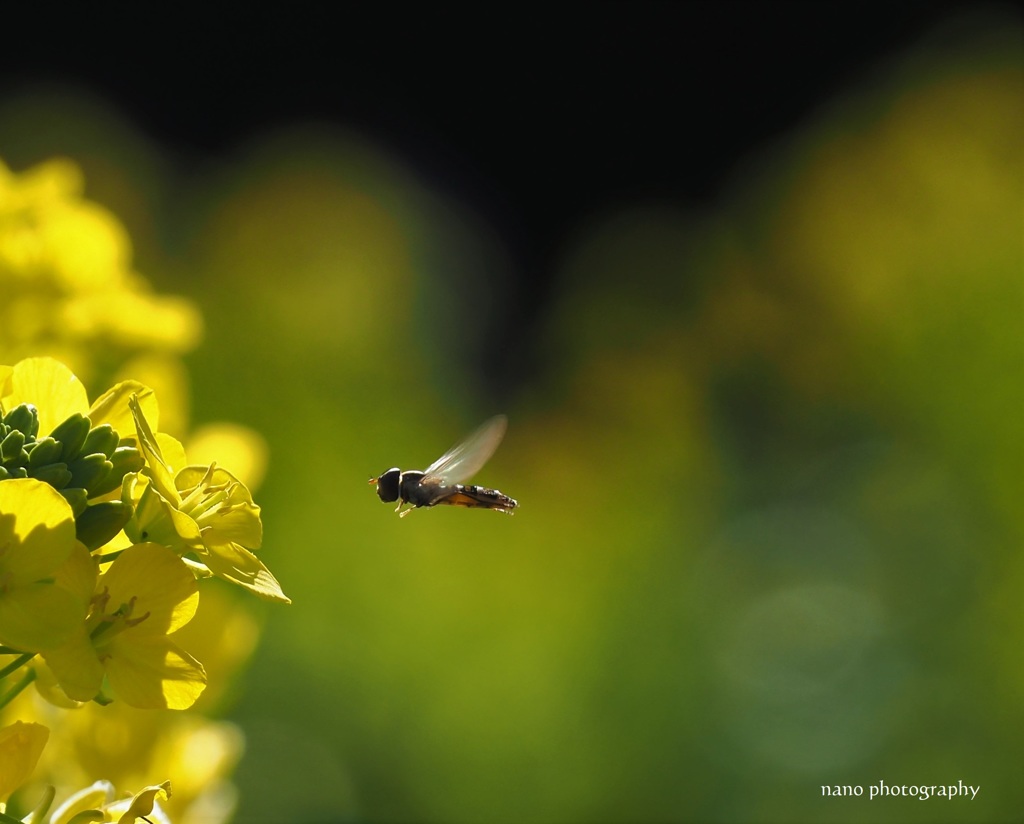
<box><xmin>399</xmin><ymin>470</ymin><xmax>434</xmax><ymax>506</ymax></box>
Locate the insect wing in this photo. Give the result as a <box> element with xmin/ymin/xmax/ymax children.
<box><xmin>421</xmin><ymin>415</ymin><xmax>508</xmax><ymax>488</ymax></box>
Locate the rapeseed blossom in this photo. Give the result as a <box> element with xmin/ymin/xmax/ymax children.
<box><xmin>0</xmin><ymin>158</ymin><xmax>201</xmax><ymax>373</ymax></box>
<box><xmin>124</xmin><ymin>396</ymin><xmax>289</xmax><ymax>604</ymax></box>
<box><xmin>42</xmin><ymin>542</ymin><xmax>206</xmax><ymax>710</ymax></box>
<box><xmin>47</xmin><ymin>779</ymin><xmax>172</xmax><ymax>824</ymax></box>
<box><xmin>0</xmin><ymin>156</ymin><xmax>284</xmax><ymax>822</ymax></box>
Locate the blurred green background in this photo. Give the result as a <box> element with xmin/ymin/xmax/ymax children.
<box><xmin>1</xmin><ymin>6</ymin><xmax>1022</xmax><ymax>823</ymax></box>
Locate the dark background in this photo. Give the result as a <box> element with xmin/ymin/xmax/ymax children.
<box><xmin>0</xmin><ymin>1</ymin><xmax>982</xmax><ymax>395</ymax></box>
<box><xmin>2</xmin><ymin>4</ymin><xmax>973</xmax><ymax>190</ymax></box>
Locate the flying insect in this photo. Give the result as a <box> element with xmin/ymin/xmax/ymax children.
<box><xmin>369</xmin><ymin>415</ymin><xmax>518</xmax><ymax>516</ymax></box>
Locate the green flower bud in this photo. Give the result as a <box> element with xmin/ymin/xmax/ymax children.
<box><xmin>60</xmin><ymin>487</ymin><xmax>89</xmax><ymax>517</ymax></box>
<box><xmin>90</xmin><ymin>445</ymin><xmax>145</xmax><ymax>497</ymax></box>
<box><xmin>27</xmin><ymin>436</ymin><xmax>63</xmax><ymax>469</ymax></box>
<box><xmin>75</xmin><ymin>500</ymin><xmax>134</xmax><ymax>551</ymax></box>
<box><xmin>30</xmin><ymin>462</ymin><xmax>73</xmax><ymax>488</ymax></box>
<box><xmin>2</xmin><ymin>403</ymin><xmax>39</xmax><ymax>439</ymax></box>
<box><xmin>66</xmin><ymin>452</ymin><xmax>114</xmax><ymax>493</ymax></box>
<box><xmin>49</xmin><ymin>413</ymin><xmax>91</xmax><ymax>462</ymax></box>
<box><xmin>0</xmin><ymin>429</ymin><xmax>27</xmax><ymax>463</ymax></box>
<box><xmin>82</xmin><ymin>424</ymin><xmax>120</xmax><ymax>459</ymax></box>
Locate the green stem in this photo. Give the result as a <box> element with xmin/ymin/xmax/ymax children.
<box><xmin>0</xmin><ymin>665</ymin><xmax>36</xmax><ymax>711</ymax></box>
<box><xmin>0</xmin><ymin>651</ymin><xmax>34</xmax><ymax>680</ymax></box>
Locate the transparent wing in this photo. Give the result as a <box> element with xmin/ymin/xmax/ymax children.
<box><xmin>422</xmin><ymin>415</ymin><xmax>508</xmax><ymax>487</ymax></box>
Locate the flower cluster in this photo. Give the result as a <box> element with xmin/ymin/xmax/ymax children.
<box><xmin>0</xmin><ymin>158</ymin><xmax>202</xmax><ymax>384</ymax></box>
<box><xmin>0</xmin><ymin>159</ymin><xmax>284</xmax><ymax>822</ymax></box>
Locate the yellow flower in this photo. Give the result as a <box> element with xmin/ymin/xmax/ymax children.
<box><xmin>0</xmin><ymin>356</ymin><xmax>158</xmax><ymax>450</ymax></box>
<box><xmin>0</xmin><ymin>479</ymin><xmax>83</xmax><ymax>652</ymax></box>
<box><xmin>42</xmin><ymin>542</ymin><xmax>206</xmax><ymax>710</ymax></box>
<box><xmin>0</xmin><ymin>356</ymin><xmax>153</xmax><ymax>552</ymax></box>
<box><xmin>49</xmin><ymin>779</ymin><xmax>172</xmax><ymax>824</ymax></box>
<box><xmin>0</xmin><ymin>720</ymin><xmax>48</xmax><ymax>802</ymax></box>
<box><xmin>0</xmin><ymin>157</ymin><xmax>201</xmax><ymax>371</ymax></box>
<box><xmin>125</xmin><ymin>396</ymin><xmax>289</xmax><ymax>604</ymax></box>
<box><xmin>111</xmin><ymin>781</ymin><xmax>173</xmax><ymax>824</ymax></box>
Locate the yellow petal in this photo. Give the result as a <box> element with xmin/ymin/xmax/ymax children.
<box><xmin>100</xmin><ymin>543</ymin><xmax>199</xmax><ymax>634</ymax></box>
<box><xmin>177</xmin><ymin>465</ymin><xmax>263</xmax><ymax>546</ymax></box>
<box><xmin>106</xmin><ymin>636</ymin><xmax>206</xmax><ymax>709</ymax></box>
<box><xmin>116</xmin><ymin>781</ymin><xmax>172</xmax><ymax>824</ymax></box>
<box><xmin>49</xmin><ymin>779</ymin><xmax>116</xmax><ymax>824</ymax></box>
<box><xmin>0</xmin><ymin>721</ymin><xmax>49</xmax><ymax>801</ymax></box>
<box><xmin>30</xmin><ymin>657</ymin><xmax>87</xmax><ymax>708</ymax></box>
<box><xmin>54</xmin><ymin>540</ymin><xmax>100</xmax><ymax>606</ymax></box>
<box><xmin>126</xmin><ymin>483</ymin><xmax>204</xmax><ymax>553</ymax></box>
<box><xmin>89</xmin><ymin>380</ymin><xmax>158</xmax><ymax>436</ymax></box>
<box><xmin>128</xmin><ymin>394</ymin><xmax>180</xmax><ymax>505</ymax></box>
<box><xmin>40</xmin><ymin>623</ymin><xmax>104</xmax><ymax>702</ymax></box>
<box><xmin>0</xmin><ymin>581</ymin><xmax>82</xmax><ymax>651</ymax></box>
<box><xmin>3</xmin><ymin>357</ymin><xmax>89</xmax><ymax>436</ymax></box>
<box><xmin>201</xmin><ymin>541</ymin><xmax>291</xmax><ymax>604</ymax></box>
<box><xmin>0</xmin><ymin>478</ymin><xmax>76</xmax><ymax>584</ymax></box>
<box><xmin>199</xmin><ymin>501</ymin><xmax>263</xmax><ymax>549</ymax></box>
<box><xmin>156</xmin><ymin>432</ymin><xmax>188</xmax><ymax>474</ymax></box>
<box><xmin>114</xmin><ymin>354</ymin><xmax>191</xmax><ymax>436</ymax></box>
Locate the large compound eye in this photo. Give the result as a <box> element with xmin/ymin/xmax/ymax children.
<box><xmin>374</xmin><ymin>468</ymin><xmax>401</xmax><ymax>502</ymax></box>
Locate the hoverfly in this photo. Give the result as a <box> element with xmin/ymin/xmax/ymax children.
<box><xmin>369</xmin><ymin>415</ymin><xmax>518</xmax><ymax>517</ymax></box>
